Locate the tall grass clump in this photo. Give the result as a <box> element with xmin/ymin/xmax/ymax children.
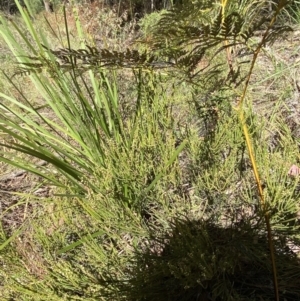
<box><xmin>1</xmin><ymin>0</ymin><xmax>300</xmax><ymax>300</ymax></box>
<box><xmin>0</xmin><ymin>0</ymin><xmax>185</xmax><ymax>200</ymax></box>
<box><xmin>0</xmin><ymin>0</ymin><xmax>186</xmax><ymax>297</ymax></box>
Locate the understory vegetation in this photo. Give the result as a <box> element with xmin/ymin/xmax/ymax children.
<box><xmin>0</xmin><ymin>0</ymin><xmax>300</xmax><ymax>300</ymax></box>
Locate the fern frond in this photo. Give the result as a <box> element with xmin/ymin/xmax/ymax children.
<box><xmin>135</xmin><ymin>0</ymin><xmax>293</xmax><ymax>88</ymax></box>
<box><xmin>13</xmin><ymin>46</ymin><xmax>165</xmax><ymax>78</ymax></box>
<box><xmin>264</xmin><ymin>25</ymin><xmax>293</xmax><ymax>45</ymax></box>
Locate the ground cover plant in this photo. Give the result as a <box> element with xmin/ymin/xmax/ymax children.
<box><xmin>0</xmin><ymin>0</ymin><xmax>300</xmax><ymax>300</ymax></box>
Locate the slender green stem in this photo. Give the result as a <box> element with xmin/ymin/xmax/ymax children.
<box><xmin>236</xmin><ymin>3</ymin><xmax>286</xmax><ymax>301</ymax></box>
<box><xmin>239</xmin><ymin>111</ymin><xmax>279</xmax><ymax>301</ymax></box>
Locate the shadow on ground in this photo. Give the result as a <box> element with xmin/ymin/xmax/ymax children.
<box><xmin>114</xmin><ymin>217</ymin><xmax>300</xmax><ymax>301</ymax></box>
